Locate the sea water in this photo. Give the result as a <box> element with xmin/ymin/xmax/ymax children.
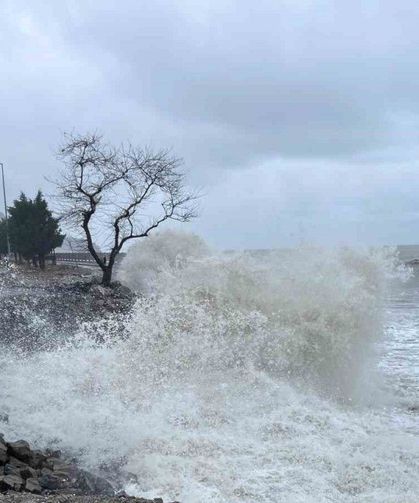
<box><xmin>0</xmin><ymin>233</ymin><xmax>418</xmax><ymax>502</ymax></box>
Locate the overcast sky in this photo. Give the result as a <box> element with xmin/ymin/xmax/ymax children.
<box><xmin>2</xmin><ymin>0</ymin><xmax>419</xmax><ymax>249</ymax></box>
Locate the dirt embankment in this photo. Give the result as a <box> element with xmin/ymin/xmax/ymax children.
<box><xmin>0</xmin><ymin>264</ymin><xmax>135</xmax><ymax>349</ymax></box>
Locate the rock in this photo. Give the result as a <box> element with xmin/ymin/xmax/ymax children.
<box><xmin>8</xmin><ymin>457</ymin><xmax>28</xmax><ymax>469</ymax></box>
<box><xmin>74</xmin><ymin>470</ymin><xmax>96</xmax><ymax>493</ymax></box>
<box><xmin>3</xmin><ymin>464</ymin><xmax>21</xmax><ymax>477</ymax></box>
<box><xmin>113</xmin><ymin>284</ymin><xmax>133</xmax><ymax>298</ymax></box>
<box><xmin>53</xmin><ymin>465</ymin><xmax>79</xmax><ymax>486</ymax></box>
<box><xmin>45</xmin><ymin>449</ymin><xmax>61</xmax><ymax>459</ymax></box>
<box><xmin>0</xmin><ymin>433</ymin><xmax>121</xmax><ymax>498</ymax></box>
<box><xmin>76</xmin><ymin>469</ymin><xmax>114</xmax><ymax>496</ymax></box>
<box><xmin>29</xmin><ymin>449</ymin><xmax>46</xmax><ymax>469</ymax></box>
<box><xmin>0</xmin><ymin>441</ymin><xmax>7</xmax><ymax>465</ymax></box>
<box><xmin>153</xmin><ymin>499</ymin><xmax>163</xmax><ymax>503</ymax></box>
<box><xmin>19</xmin><ymin>465</ymin><xmax>38</xmax><ymax>480</ymax></box>
<box><xmin>39</xmin><ymin>472</ymin><xmax>69</xmax><ymax>490</ymax></box>
<box><xmin>24</xmin><ymin>477</ymin><xmax>42</xmax><ymax>494</ymax></box>
<box><xmin>0</xmin><ymin>474</ymin><xmax>24</xmax><ymax>492</ymax></box>
<box><xmin>53</xmin><ymin>464</ymin><xmax>78</xmax><ymax>475</ymax></box>
<box><xmin>4</xmin><ymin>461</ymin><xmax>37</xmax><ymax>480</ymax></box>
<box><xmin>93</xmin><ymin>473</ymin><xmax>115</xmax><ymax>496</ymax></box>
<box><xmin>44</xmin><ymin>456</ymin><xmax>68</xmax><ymax>471</ymax></box>
<box><xmin>90</xmin><ymin>285</ymin><xmax>110</xmax><ymax>298</ymax></box>
<box><xmin>7</xmin><ymin>440</ymin><xmax>32</xmax><ymax>463</ymax></box>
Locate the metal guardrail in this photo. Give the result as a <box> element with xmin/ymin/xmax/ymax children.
<box><xmin>52</xmin><ymin>252</ymin><xmax>109</xmax><ymax>264</ymax></box>
<box><xmin>46</xmin><ymin>252</ymin><xmax>125</xmax><ymax>266</ymax></box>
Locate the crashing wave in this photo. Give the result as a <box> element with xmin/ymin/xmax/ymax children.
<box><xmin>0</xmin><ymin>232</ymin><xmax>417</xmax><ymax>502</ymax></box>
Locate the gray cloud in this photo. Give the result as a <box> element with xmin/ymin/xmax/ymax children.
<box><xmin>58</xmin><ymin>0</ymin><xmax>419</xmax><ymax>159</ymax></box>
<box><xmin>1</xmin><ymin>0</ymin><xmax>419</xmax><ymax>247</ymax></box>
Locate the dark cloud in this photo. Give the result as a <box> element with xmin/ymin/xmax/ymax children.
<box><xmin>55</xmin><ymin>0</ymin><xmax>419</xmax><ymax>159</ymax></box>
<box><xmin>1</xmin><ymin>0</ymin><xmax>419</xmax><ymax>247</ymax></box>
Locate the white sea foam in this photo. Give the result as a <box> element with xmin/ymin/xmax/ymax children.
<box><xmin>0</xmin><ymin>232</ymin><xmax>417</xmax><ymax>502</ymax></box>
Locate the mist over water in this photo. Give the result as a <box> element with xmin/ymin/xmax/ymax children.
<box><xmin>0</xmin><ymin>232</ymin><xmax>418</xmax><ymax>502</ymax></box>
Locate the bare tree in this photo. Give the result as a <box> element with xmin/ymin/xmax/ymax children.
<box><xmin>54</xmin><ymin>132</ymin><xmax>198</xmax><ymax>286</ymax></box>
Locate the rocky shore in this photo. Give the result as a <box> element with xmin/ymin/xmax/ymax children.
<box><xmin>0</xmin><ymin>266</ymin><xmax>179</xmax><ymax>502</ymax></box>
<box><xmin>0</xmin><ymin>264</ymin><xmax>136</xmax><ymax>349</ymax></box>
<box><xmin>0</xmin><ymin>435</ymin><xmax>176</xmax><ymax>503</ymax></box>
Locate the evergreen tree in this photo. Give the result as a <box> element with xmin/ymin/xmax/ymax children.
<box><xmin>8</xmin><ymin>193</ymin><xmax>32</xmax><ymax>262</ymax></box>
<box><xmin>31</xmin><ymin>191</ymin><xmax>65</xmax><ymax>269</ymax></box>
<box><xmin>0</xmin><ymin>219</ymin><xmax>8</xmax><ymax>257</ymax></box>
<box><xmin>8</xmin><ymin>191</ymin><xmax>65</xmax><ymax>269</ymax></box>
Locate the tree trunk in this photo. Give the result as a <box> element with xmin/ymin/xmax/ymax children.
<box><xmin>32</xmin><ymin>256</ymin><xmax>38</xmax><ymax>268</ymax></box>
<box><xmin>39</xmin><ymin>255</ymin><xmax>46</xmax><ymax>270</ymax></box>
<box><xmin>101</xmin><ymin>266</ymin><xmax>113</xmax><ymax>287</ymax></box>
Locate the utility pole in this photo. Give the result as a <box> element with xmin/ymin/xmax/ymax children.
<box><xmin>1</xmin><ymin>162</ymin><xmax>11</xmax><ymax>255</ymax></box>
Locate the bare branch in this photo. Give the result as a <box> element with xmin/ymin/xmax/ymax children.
<box><xmin>53</xmin><ymin>131</ymin><xmax>200</xmax><ymax>285</ymax></box>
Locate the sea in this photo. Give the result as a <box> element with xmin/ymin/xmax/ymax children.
<box><xmin>0</xmin><ymin>235</ymin><xmax>418</xmax><ymax>502</ymax></box>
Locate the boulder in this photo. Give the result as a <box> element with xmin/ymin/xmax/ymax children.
<box><xmin>0</xmin><ymin>474</ymin><xmax>24</xmax><ymax>492</ymax></box>
<box><xmin>8</xmin><ymin>457</ymin><xmax>28</xmax><ymax>469</ymax></box>
<box><xmin>45</xmin><ymin>449</ymin><xmax>61</xmax><ymax>459</ymax></box>
<box><xmin>52</xmin><ymin>464</ymin><xmax>79</xmax><ymax>486</ymax></box>
<box><xmin>24</xmin><ymin>477</ymin><xmax>42</xmax><ymax>494</ymax></box>
<box><xmin>93</xmin><ymin>473</ymin><xmax>115</xmax><ymax>496</ymax></box>
<box><xmin>7</xmin><ymin>440</ymin><xmax>32</xmax><ymax>463</ymax></box>
<box><xmin>0</xmin><ymin>434</ymin><xmax>120</xmax><ymax>498</ymax></box>
<box><xmin>0</xmin><ymin>441</ymin><xmax>7</xmax><ymax>465</ymax></box>
<box><xmin>4</xmin><ymin>461</ymin><xmax>37</xmax><ymax>480</ymax></box>
<box><xmin>44</xmin><ymin>457</ymin><xmax>68</xmax><ymax>471</ymax></box>
<box><xmin>39</xmin><ymin>472</ymin><xmax>69</xmax><ymax>490</ymax></box>
<box><xmin>76</xmin><ymin>469</ymin><xmax>114</xmax><ymax>496</ymax></box>
<box><xmin>4</xmin><ymin>464</ymin><xmax>21</xmax><ymax>477</ymax></box>
<box><xmin>75</xmin><ymin>470</ymin><xmax>97</xmax><ymax>493</ymax></box>
<box><xmin>29</xmin><ymin>449</ymin><xmax>46</xmax><ymax>469</ymax></box>
<box><xmin>19</xmin><ymin>465</ymin><xmax>38</xmax><ymax>480</ymax></box>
